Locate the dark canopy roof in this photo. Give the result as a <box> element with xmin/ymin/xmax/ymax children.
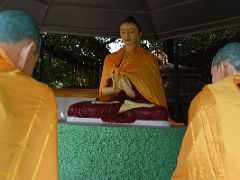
<box><xmin>1</xmin><ymin>0</ymin><xmax>240</xmax><ymax>39</ymax></box>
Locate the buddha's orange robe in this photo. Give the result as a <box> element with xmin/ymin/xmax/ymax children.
<box><xmin>0</xmin><ymin>48</ymin><xmax>58</xmax><ymax>180</ymax></box>
<box><xmin>172</xmin><ymin>74</ymin><xmax>240</xmax><ymax>180</ymax></box>
<box><xmin>99</xmin><ymin>47</ymin><xmax>167</xmax><ymax>107</ymax></box>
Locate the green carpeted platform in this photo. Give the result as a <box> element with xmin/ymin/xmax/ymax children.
<box><xmin>58</xmin><ymin>123</ymin><xmax>186</xmax><ymax>180</ymax></box>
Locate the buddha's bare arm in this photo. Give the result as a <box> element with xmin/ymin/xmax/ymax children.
<box><xmin>101</xmin><ymin>86</ymin><xmax>121</xmax><ymax>95</ymax></box>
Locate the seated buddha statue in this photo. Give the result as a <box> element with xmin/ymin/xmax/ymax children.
<box><xmin>68</xmin><ymin>16</ymin><xmax>169</xmax><ymax>123</ymax></box>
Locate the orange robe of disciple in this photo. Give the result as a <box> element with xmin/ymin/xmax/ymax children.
<box><xmin>172</xmin><ymin>74</ymin><xmax>240</xmax><ymax>180</ymax></box>
<box><xmin>99</xmin><ymin>47</ymin><xmax>167</xmax><ymax>107</ymax></box>
<box><xmin>0</xmin><ymin>48</ymin><xmax>58</xmax><ymax>180</ymax></box>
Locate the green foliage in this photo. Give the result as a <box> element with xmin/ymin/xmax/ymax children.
<box><xmin>177</xmin><ymin>28</ymin><xmax>240</xmax><ymax>59</ymax></box>
<box><xmin>148</xmin><ymin>27</ymin><xmax>240</xmax><ymax>63</ymax></box>
<box><xmin>34</xmin><ymin>33</ymin><xmax>113</xmax><ymax>88</ymax></box>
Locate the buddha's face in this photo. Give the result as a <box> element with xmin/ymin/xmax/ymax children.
<box><xmin>120</xmin><ymin>22</ymin><xmax>141</xmax><ymax>46</ymax></box>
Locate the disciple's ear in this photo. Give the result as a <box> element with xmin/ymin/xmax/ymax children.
<box><xmin>219</xmin><ymin>60</ymin><xmax>238</xmax><ymax>79</ymax></box>
<box><xmin>218</xmin><ymin>62</ymin><xmax>225</xmax><ymax>79</ymax></box>
<box><xmin>18</xmin><ymin>41</ymin><xmax>38</xmax><ymax>75</ymax></box>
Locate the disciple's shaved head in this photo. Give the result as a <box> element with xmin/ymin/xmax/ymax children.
<box><xmin>213</xmin><ymin>42</ymin><xmax>240</xmax><ymax>72</ymax></box>
<box><xmin>0</xmin><ymin>10</ymin><xmax>40</xmax><ymax>55</ymax></box>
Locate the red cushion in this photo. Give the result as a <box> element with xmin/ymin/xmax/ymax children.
<box><xmin>102</xmin><ymin>114</ymin><xmax>135</xmax><ymax>123</ymax></box>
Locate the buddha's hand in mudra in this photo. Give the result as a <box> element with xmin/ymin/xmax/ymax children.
<box><xmin>118</xmin><ymin>75</ymin><xmax>136</xmax><ymax>98</ymax></box>
<box><xmin>111</xmin><ymin>72</ymin><xmax>121</xmax><ymax>91</ymax></box>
